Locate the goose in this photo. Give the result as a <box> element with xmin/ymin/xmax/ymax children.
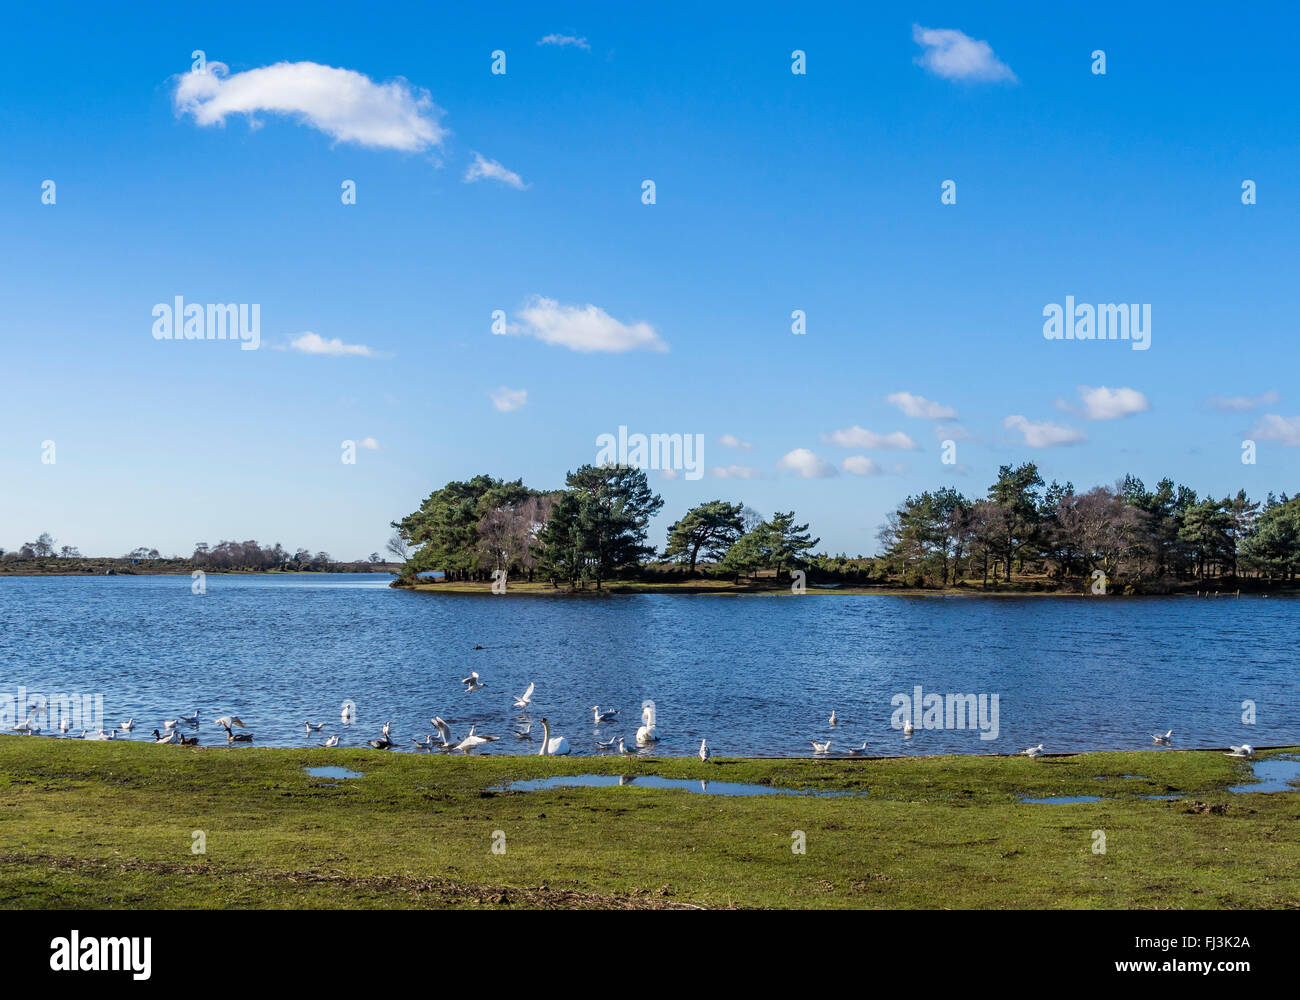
<box><xmin>513</xmin><ymin>682</ymin><xmax>535</xmax><ymax>710</ymax></box>
<box><xmin>461</xmin><ymin>671</ymin><xmax>485</xmax><ymax>693</ymax></box>
<box><xmin>223</xmin><ymin>725</ymin><xmax>253</xmax><ymax>743</ymax></box>
<box><xmin>179</xmin><ymin>710</ymin><xmax>199</xmax><ymax>725</ymax></box>
<box><xmin>592</xmin><ymin>706</ymin><xmax>620</xmax><ymax>724</ymax></box>
<box><xmin>119</xmin><ymin>718</ymin><xmax>135</xmax><ymax>732</ymax></box>
<box><xmin>304</xmin><ymin>721</ymin><xmax>326</xmax><ymax>732</ymax></box>
<box><xmin>635</xmin><ymin>706</ymin><xmax>659</xmax><ymax>746</ymax></box>
<box><xmin>321</xmin><ymin>735</ymin><xmax>340</xmax><ymax>747</ymax></box>
<box><xmin>340</xmin><ymin>702</ymin><xmax>356</xmax><ymax>722</ymax></box>
<box><xmin>844</xmin><ymin>742</ymin><xmax>868</xmax><ymax>755</ymax></box>
<box><xmin>179</xmin><ymin>733</ymin><xmax>199</xmax><ymax>746</ymax></box>
<box><xmin>811</xmin><ymin>739</ymin><xmax>832</xmax><ymax>754</ymax></box>
<box><xmin>1150</xmin><ymin>730</ymin><xmax>1173</xmax><ymax>744</ymax></box>
<box><xmin>537</xmin><ymin>717</ymin><xmax>570</xmax><ymax>756</ymax></box>
<box><xmin>699</xmin><ymin>739</ymin><xmax>710</xmax><ymax>763</ymax></box>
<box><xmin>213</xmin><ymin>716</ymin><xmax>249</xmax><ymax>730</ymax></box>
<box><xmin>452</xmin><ymin>725</ymin><xmax>500</xmax><ymax>754</ymax></box>
<box><xmin>903</xmin><ymin>720</ymin><xmax>915</xmax><ymax>736</ymax></box>
<box><xmin>829</xmin><ymin>710</ymin><xmax>838</xmax><ymax>727</ymax></box>
<box><xmin>595</xmin><ymin>736</ymin><xmax>617</xmax><ymax>749</ymax></box>
<box><xmin>431</xmin><ymin>716</ymin><xmax>453</xmax><ymax>747</ymax></box>
<box><xmin>1021</xmin><ymin>743</ymin><xmax>1045</xmax><ymax>758</ymax></box>
<box><xmin>151</xmin><ymin>728</ymin><xmax>177</xmax><ymax>744</ymax></box>
<box><xmin>1225</xmin><ymin>744</ymin><xmax>1255</xmax><ymax>758</ymax></box>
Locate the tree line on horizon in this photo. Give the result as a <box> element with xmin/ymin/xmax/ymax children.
<box><xmin>1</xmin><ymin>534</ymin><xmax>389</xmax><ymax>572</ymax></box>
<box><xmin>392</xmin><ymin>463</ymin><xmax>1300</xmax><ymax>592</ymax></box>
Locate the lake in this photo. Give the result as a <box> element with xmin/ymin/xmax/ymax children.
<box><xmin>1</xmin><ymin>573</ymin><xmax>1295</xmax><ymax>756</ymax></box>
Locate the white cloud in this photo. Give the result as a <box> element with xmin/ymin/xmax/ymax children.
<box><xmin>886</xmin><ymin>391</ymin><xmax>958</xmax><ymax>420</ymax></box>
<box><xmin>358</xmin><ymin>437</ymin><xmax>381</xmax><ymax>450</ymax></box>
<box><xmin>718</xmin><ymin>433</ymin><xmax>753</xmax><ymax>451</ymax></box>
<box><xmin>1003</xmin><ymin>415</ymin><xmax>1086</xmax><ymax>448</ymax></box>
<box><xmin>1250</xmin><ymin>414</ymin><xmax>1300</xmax><ymax>446</ymax></box>
<box><xmin>708</xmin><ymin>464</ymin><xmax>762</xmax><ymax>480</ymax></box>
<box><xmin>842</xmin><ymin>456</ymin><xmax>882</xmax><ymax>476</ymax></box>
<box><xmin>777</xmin><ymin>448</ymin><xmax>837</xmax><ymax>479</ymax></box>
<box><xmin>912</xmin><ymin>25</ymin><xmax>1016</xmax><ymax>83</ymax></box>
<box><xmin>820</xmin><ymin>426</ymin><xmax>919</xmax><ymax>450</ymax></box>
<box><xmin>464</xmin><ymin>152</ymin><xmax>528</xmax><ymax>189</ymax></box>
<box><xmin>1076</xmin><ymin>385</ymin><xmax>1150</xmax><ymax>420</ymax></box>
<box><xmin>490</xmin><ymin>386</ymin><xmax>528</xmax><ymax>412</ymax></box>
<box><xmin>1210</xmin><ymin>390</ymin><xmax>1280</xmax><ymax>413</ymax></box>
<box><xmin>511</xmin><ymin>296</ymin><xmax>667</xmax><ymax>353</ymax></box>
<box><xmin>538</xmin><ymin>33</ymin><xmax>590</xmax><ymax>50</ymax></box>
<box><xmin>173</xmin><ymin>61</ymin><xmax>446</xmax><ymax>152</ymax></box>
<box><xmin>289</xmin><ymin>332</ymin><xmax>376</xmax><ymax>357</ymax></box>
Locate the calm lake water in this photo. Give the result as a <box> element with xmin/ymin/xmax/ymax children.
<box><xmin>1</xmin><ymin>573</ymin><xmax>1296</xmax><ymax>756</ymax></box>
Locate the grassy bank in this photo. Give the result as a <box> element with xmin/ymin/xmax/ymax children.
<box><xmin>1</xmin><ymin>738</ymin><xmax>1296</xmax><ymax>909</ymax></box>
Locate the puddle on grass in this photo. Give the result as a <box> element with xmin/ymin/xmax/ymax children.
<box><xmin>305</xmin><ymin>766</ymin><xmax>364</xmax><ymax>779</ymax></box>
<box><xmin>1021</xmin><ymin>795</ymin><xmax>1106</xmax><ymax>804</ymax></box>
<box><xmin>1229</xmin><ymin>757</ymin><xmax>1300</xmax><ymax>794</ymax></box>
<box><xmin>498</xmin><ymin>774</ymin><xmax>864</xmax><ymax>797</ymax></box>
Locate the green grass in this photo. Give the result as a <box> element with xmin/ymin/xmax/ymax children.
<box><xmin>1</xmin><ymin>737</ymin><xmax>1296</xmax><ymax>909</ymax></box>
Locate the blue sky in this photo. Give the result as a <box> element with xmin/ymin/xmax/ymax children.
<box><xmin>2</xmin><ymin>2</ymin><xmax>1298</xmax><ymax>559</ymax></box>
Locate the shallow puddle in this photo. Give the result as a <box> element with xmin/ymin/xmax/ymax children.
<box><xmin>305</xmin><ymin>766</ymin><xmax>364</xmax><ymax>779</ymax></box>
<box><xmin>1229</xmin><ymin>756</ymin><xmax>1300</xmax><ymax>794</ymax></box>
<box><xmin>498</xmin><ymin>774</ymin><xmax>863</xmax><ymax>797</ymax></box>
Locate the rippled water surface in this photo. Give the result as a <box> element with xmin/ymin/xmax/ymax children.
<box><xmin>2</xmin><ymin>574</ymin><xmax>1297</xmax><ymax>756</ymax></box>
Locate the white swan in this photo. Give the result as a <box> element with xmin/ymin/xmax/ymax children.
<box><xmin>1151</xmin><ymin>730</ymin><xmax>1173</xmax><ymax>744</ymax></box>
<box><xmin>592</xmin><ymin>706</ymin><xmax>620</xmax><ymax>724</ymax></box>
<box><xmin>513</xmin><ymin>682</ymin><xmax>535</xmax><ymax>709</ymax></box>
<box><xmin>635</xmin><ymin>706</ymin><xmax>659</xmax><ymax>746</ymax></box>
<box><xmin>811</xmin><ymin>739</ymin><xmax>832</xmax><ymax>754</ymax></box>
<box><xmin>1225</xmin><ymin>744</ymin><xmax>1255</xmax><ymax>758</ymax></box>
<box><xmin>538</xmin><ymin>717</ymin><xmax>570</xmax><ymax>756</ymax></box>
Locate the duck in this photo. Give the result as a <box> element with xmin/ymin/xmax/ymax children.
<box><xmin>461</xmin><ymin>671</ymin><xmax>485</xmax><ymax>693</ymax></box>
<box><xmin>452</xmin><ymin>725</ymin><xmax>500</xmax><ymax>754</ymax></box>
<box><xmin>699</xmin><ymin>739</ymin><xmax>711</xmax><ymax>763</ymax></box>
<box><xmin>223</xmin><ymin>725</ymin><xmax>253</xmax><ymax>743</ymax></box>
<box><xmin>537</xmin><ymin>717</ymin><xmax>570</xmax><ymax>756</ymax></box>
<box><xmin>367</xmin><ymin>735</ymin><xmax>394</xmax><ymax>750</ymax></box>
<box><xmin>592</xmin><ymin>706</ymin><xmax>620</xmax><ymax>724</ymax></box>
<box><xmin>513</xmin><ymin>682</ymin><xmax>535</xmax><ymax>710</ymax></box>
<box><xmin>179</xmin><ymin>733</ymin><xmax>199</xmax><ymax>746</ymax></box>
<box><xmin>151</xmin><ymin>728</ymin><xmax>177</xmax><ymax>744</ymax></box>
<box><xmin>1150</xmin><ymin>730</ymin><xmax>1173</xmax><ymax>744</ymax></box>
<box><xmin>635</xmin><ymin>706</ymin><xmax>659</xmax><ymax>746</ymax></box>
<box><xmin>811</xmin><ymin>739</ymin><xmax>832</xmax><ymax>754</ymax></box>
<box><xmin>321</xmin><ymin>735</ymin><xmax>340</xmax><ymax>747</ymax></box>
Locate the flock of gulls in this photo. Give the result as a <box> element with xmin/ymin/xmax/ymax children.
<box><xmin>5</xmin><ymin>677</ymin><xmax>1259</xmax><ymax>762</ymax></box>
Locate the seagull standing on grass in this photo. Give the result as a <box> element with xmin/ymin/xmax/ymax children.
<box><xmin>1021</xmin><ymin>744</ymin><xmax>1045</xmax><ymax>758</ymax></box>
<box><xmin>1225</xmin><ymin>745</ymin><xmax>1255</xmax><ymax>758</ymax></box>
<box><xmin>699</xmin><ymin>739</ymin><xmax>711</xmax><ymax>763</ymax></box>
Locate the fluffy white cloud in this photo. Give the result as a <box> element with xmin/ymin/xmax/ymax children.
<box><xmin>718</xmin><ymin>433</ymin><xmax>753</xmax><ymax>451</ymax></box>
<box><xmin>842</xmin><ymin>456</ymin><xmax>881</xmax><ymax>476</ymax></box>
<box><xmin>886</xmin><ymin>391</ymin><xmax>958</xmax><ymax>420</ymax></box>
<box><xmin>538</xmin><ymin>33</ymin><xmax>590</xmax><ymax>50</ymax></box>
<box><xmin>511</xmin><ymin>296</ymin><xmax>667</xmax><ymax>353</ymax></box>
<box><xmin>358</xmin><ymin>437</ymin><xmax>381</xmax><ymax>450</ymax></box>
<box><xmin>1003</xmin><ymin>415</ymin><xmax>1086</xmax><ymax>448</ymax></box>
<box><xmin>464</xmin><ymin>152</ymin><xmax>528</xmax><ymax>189</ymax></box>
<box><xmin>708</xmin><ymin>465</ymin><xmax>762</xmax><ymax>480</ymax></box>
<box><xmin>820</xmin><ymin>426</ymin><xmax>919</xmax><ymax>450</ymax></box>
<box><xmin>912</xmin><ymin>25</ymin><xmax>1016</xmax><ymax>83</ymax></box>
<box><xmin>778</xmin><ymin>448</ymin><xmax>837</xmax><ymax>478</ymax></box>
<box><xmin>490</xmin><ymin>386</ymin><xmax>528</xmax><ymax>412</ymax></box>
<box><xmin>1250</xmin><ymin>414</ymin><xmax>1300</xmax><ymax>446</ymax></box>
<box><xmin>1210</xmin><ymin>390</ymin><xmax>1280</xmax><ymax>413</ymax></box>
<box><xmin>1076</xmin><ymin>385</ymin><xmax>1150</xmax><ymax>420</ymax></box>
<box><xmin>173</xmin><ymin>61</ymin><xmax>446</xmax><ymax>151</ymax></box>
<box><xmin>289</xmin><ymin>332</ymin><xmax>376</xmax><ymax>357</ymax></box>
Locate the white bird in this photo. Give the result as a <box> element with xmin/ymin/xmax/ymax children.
<box><xmin>811</xmin><ymin>740</ymin><xmax>832</xmax><ymax>754</ymax></box>
<box><xmin>595</xmin><ymin>736</ymin><xmax>617</xmax><ymax>749</ymax></box>
<box><xmin>844</xmin><ymin>742</ymin><xmax>868</xmax><ymax>755</ymax></box>
<box><xmin>461</xmin><ymin>671</ymin><xmax>485</xmax><ymax>693</ymax></box>
<box><xmin>452</xmin><ymin>725</ymin><xmax>500</xmax><ymax>754</ymax></box>
<box><xmin>304</xmin><ymin>721</ymin><xmax>326</xmax><ymax>732</ymax></box>
<box><xmin>179</xmin><ymin>710</ymin><xmax>199</xmax><ymax>725</ymax></box>
<box><xmin>58</xmin><ymin>717</ymin><xmax>69</xmax><ymax>734</ymax></box>
<box><xmin>513</xmin><ymin>682</ymin><xmax>535</xmax><ymax>709</ymax></box>
<box><xmin>411</xmin><ymin>735</ymin><xmax>435</xmax><ymax>750</ymax></box>
<box><xmin>1021</xmin><ymin>744</ymin><xmax>1045</xmax><ymax>758</ymax></box>
<box><xmin>321</xmin><ymin>735</ymin><xmax>340</xmax><ymax>747</ymax></box>
<box><xmin>617</xmin><ymin>737</ymin><xmax>632</xmax><ymax>755</ymax></box>
<box><xmin>903</xmin><ymin>720</ymin><xmax>915</xmax><ymax>736</ymax></box>
<box><xmin>514</xmin><ymin>722</ymin><xmax>533</xmax><ymax>740</ymax></box>
<box><xmin>635</xmin><ymin>706</ymin><xmax>659</xmax><ymax>746</ymax></box>
<box><xmin>1225</xmin><ymin>744</ymin><xmax>1255</xmax><ymax>758</ymax></box>
<box><xmin>431</xmin><ymin>716</ymin><xmax>452</xmax><ymax>747</ymax></box>
<box><xmin>1151</xmin><ymin>730</ymin><xmax>1173</xmax><ymax>744</ymax></box>
<box><xmin>163</xmin><ymin>719</ymin><xmax>178</xmax><ymax>730</ymax></box>
<box><xmin>119</xmin><ymin>718</ymin><xmax>135</xmax><ymax>732</ymax></box>
<box><xmin>829</xmin><ymin>710</ymin><xmax>838</xmax><ymax>727</ymax></box>
<box><xmin>699</xmin><ymin>739</ymin><xmax>710</xmax><ymax>763</ymax></box>
<box><xmin>340</xmin><ymin>702</ymin><xmax>356</xmax><ymax>722</ymax></box>
<box><xmin>151</xmin><ymin>728</ymin><xmax>177</xmax><ymax>744</ymax></box>
<box><xmin>366</xmin><ymin>736</ymin><xmax>393</xmax><ymax>750</ymax></box>
<box><xmin>538</xmin><ymin>717</ymin><xmax>570</xmax><ymax>756</ymax></box>
<box><xmin>85</xmin><ymin>729</ymin><xmax>113</xmax><ymax>741</ymax></box>
<box><xmin>592</xmin><ymin>706</ymin><xmax>620</xmax><ymax>724</ymax></box>
<box><xmin>213</xmin><ymin>716</ymin><xmax>249</xmax><ymax>730</ymax></box>
<box><xmin>381</xmin><ymin>721</ymin><xmax>392</xmax><ymax>740</ymax></box>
